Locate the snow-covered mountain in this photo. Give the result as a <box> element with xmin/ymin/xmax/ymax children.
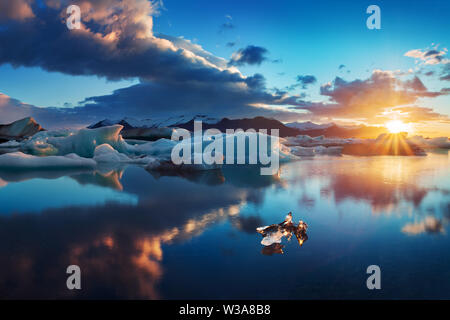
<box><xmin>88</xmin><ymin>115</ymin><xmax>219</xmax><ymax>129</ymax></box>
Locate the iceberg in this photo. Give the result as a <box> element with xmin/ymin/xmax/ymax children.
<box><xmin>94</xmin><ymin>143</ymin><xmax>158</xmax><ymax>165</ymax></box>
<box><xmin>289</xmin><ymin>146</ymin><xmax>315</xmax><ymax>157</ymax></box>
<box><xmin>256</xmin><ymin>212</ymin><xmax>308</xmax><ymax>251</ymax></box>
<box><xmin>314</xmin><ymin>145</ymin><xmax>343</xmax><ymax>155</ymax></box>
<box><xmin>0</xmin><ymin>152</ymin><xmax>96</xmax><ymax>169</ymax></box>
<box><xmin>22</xmin><ymin>125</ymin><xmax>128</xmax><ymax>157</ymax></box>
<box><xmin>0</xmin><ymin>140</ymin><xmax>21</xmax><ymax>148</ymax></box>
<box><xmin>5</xmin><ymin>124</ymin><xmax>301</xmax><ymax>172</ymax></box>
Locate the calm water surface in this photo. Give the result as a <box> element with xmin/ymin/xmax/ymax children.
<box><xmin>0</xmin><ymin>153</ymin><xmax>449</xmax><ymax>299</ymax></box>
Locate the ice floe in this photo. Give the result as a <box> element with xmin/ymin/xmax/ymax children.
<box><xmin>0</xmin><ymin>152</ymin><xmax>96</xmax><ymax>169</ymax></box>
<box><xmin>94</xmin><ymin>143</ymin><xmax>158</xmax><ymax>165</ymax></box>
<box><xmin>1</xmin><ymin>124</ymin><xmax>297</xmax><ymax>172</ymax></box>
<box><xmin>0</xmin><ymin>140</ymin><xmax>21</xmax><ymax>148</ymax></box>
<box><xmin>256</xmin><ymin>212</ymin><xmax>308</xmax><ymax>253</ymax></box>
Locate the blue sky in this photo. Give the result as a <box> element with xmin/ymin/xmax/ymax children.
<box><xmin>0</xmin><ymin>0</ymin><xmax>449</xmax><ymax>134</ymax></box>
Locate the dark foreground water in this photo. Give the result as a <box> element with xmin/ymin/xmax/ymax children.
<box><xmin>0</xmin><ymin>152</ymin><xmax>449</xmax><ymax>299</ymax></box>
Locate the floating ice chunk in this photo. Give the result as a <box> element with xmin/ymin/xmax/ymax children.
<box><xmin>0</xmin><ymin>140</ymin><xmax>21</xmax><ymax>148</ymax></box>
<box><xmin>131</xmin><ymin>138</ymin><xmax>177</xmax><ymax>160</ymax></box>
<box><xmin>22</xmin><ymin>125</ymin><xmax>128</xmax><ymax>157</ymax></box>
<box><xmin>314</xmin><ymin>145</ymin><xmax>343</xmax><ymax>155</ymax></box>
<box><xmin>0</xmin><ymin>152</ymin><xmax>96</xmax><ymax>169</ymax></box>
<box><xmin>94</xmin><ymin>144</ymin><xmax>158</xmax><ymax>165</ymax></box>
<box><xmin>290</xmin><ymin>146</ymin><xmax>315</xmax><ymax>156</ymax></box>
<box><xmin>260</xmin><ymin>229</ymin><xmax>285</xmax><ymax>246</ymax></box>
<box><xmin>257</xmin><ymin>212</ymin><xmax>308</xmax><ymax>250</ymax></box>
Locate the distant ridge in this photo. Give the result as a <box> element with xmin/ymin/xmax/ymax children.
<box><xmin>88</xmin><ymin>116</ymin><xmax>387</xmax><ymax>139</ymax></box>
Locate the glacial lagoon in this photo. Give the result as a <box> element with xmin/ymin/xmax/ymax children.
<box><xmin>0</xmin><ymin>152</ymin><xmax>449</xmax><ymax>299</ymax></box>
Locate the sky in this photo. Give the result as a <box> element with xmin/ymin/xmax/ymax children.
<box><xmin>0</xmin><ymin>0</ymin><xmax>449</xmax><ymax>136</ymax></box>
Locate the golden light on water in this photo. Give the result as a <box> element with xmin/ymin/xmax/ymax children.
<box><xmin>385</xmin><ymin>120</ymin><xmax>411</xmax><ymax>134</ymax></box>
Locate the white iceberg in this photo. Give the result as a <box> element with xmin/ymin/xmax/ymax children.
<box><xmin>94</xmin><ymin>143</ymin><xmax>158</xmax><ymax>165</ymax></box>
<box><xmin>22</xmin><ymin>125</ymin><xmax>129</xmax><ymax>157</ymax></box>
<box><xmin>289</xmin><ymin>146</ymin><xmax>315</xmax><ymax>157</ymax></box>
<box><xmin>0</xmin><ymin>152</ymin><xmax>96</xmax><ymax>169</ymax></box>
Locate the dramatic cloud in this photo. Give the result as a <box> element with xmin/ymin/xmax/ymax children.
<box><xmin>229</xmin><ymin>45</ymin><xmax>268</xmax><ymax>66</ymax></box>
<box><xmin>293</xmin><ymin>70</ymin><xmax>449</xmax><ymax>124</ymax></box>
<box><xmin>0</xmin><ymin>0</ymin><xmax>248</xmax><ymax>85</ymax></box>
<box><xmin>0</xmin><ymin>1</ymin><xmax>448</xmax><ymax>130</ymax></box>
<box><xmin>0</xmin><ymin>0</ymin><xmax>302</xmax><ymax>126</ymax></box>
<box><xmin>0</xmin><ymin>0</ymin><xmax>34</xmax><ymax>21</ymax></box>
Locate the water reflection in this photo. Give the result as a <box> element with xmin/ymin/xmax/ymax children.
<box><xmin>0</xmin><ymin>153</ymin><xmax>449</xmax><ymax>299</ymax></box>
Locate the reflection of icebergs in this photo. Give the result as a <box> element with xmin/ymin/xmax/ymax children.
<box><xmin>256</xmin><ymin>212</ymin><xmax>308</xmax><ymax>254</ymax></box>
<box><xmin>0</xmin><ymin>176</ymin><xmax>138</xmax><ymax>215</ymax></box>
<box><xmin>147</xmin><ymin>167</ymin><xmax>225</xmax><ymax>186</ymax></box>
<box><xmin>70</xmin><ymin>170</ymin><xmax>125</xmax><ymax>191</ymax></box>
<box><xmin>261</xmin><ymin>243</ymin><xmax>285</xmax><ymax>256</ymax></box>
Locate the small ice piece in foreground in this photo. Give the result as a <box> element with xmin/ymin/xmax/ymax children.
<box><xmin>260</xmin><ymin>229</ymin><xmax>285</xmax><ymax>246</ymax></box>
<box><xmin>256</xmin><ymin>212</ymin><xmax>308</xmax><ymax>252</ymax></box>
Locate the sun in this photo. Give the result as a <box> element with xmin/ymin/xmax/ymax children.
<box><xmin>385</xmin><ymin>120</ymin><xmax>411</xmax><ymax>134</ymax></box>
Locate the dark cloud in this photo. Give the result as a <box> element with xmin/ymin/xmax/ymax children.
<box><xmin>229</xmin><ymin>45</ymin><xmax>268</xmax><ymax>66</ymax></box>
<box><xmin>404</xmin><ymin>76</ymin><xmax>427</xmax><ymax>92</ymax></box>
<box><xmin>0</xmin><ymin>0</ymin><xmax>302</xmax><ymax>127</ymax></box>
<box><xmin>296</xmin><ymin>75</ymin><xmax>317</xmax><ymax>88</ymax></box>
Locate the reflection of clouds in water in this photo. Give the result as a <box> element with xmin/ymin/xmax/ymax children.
<box><xmin>283</xmin><ymin>155</ymin><xmax>450</xmax><ymax>215</ymax></box>
<box><xmin>0</xmin><ymin>166</ymin><xmax>268</xmax><ymax>299</ymax></box>
<box><xmin>402</xmin><ymin>216</ymin><xmax>445</xmax><ymax>235</ymax></box>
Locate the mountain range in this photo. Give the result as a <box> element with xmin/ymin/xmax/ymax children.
<box><xmin>88</xmin><ymin>116</ymin><xmax>386</xmax><ymax>139</ymax></box>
